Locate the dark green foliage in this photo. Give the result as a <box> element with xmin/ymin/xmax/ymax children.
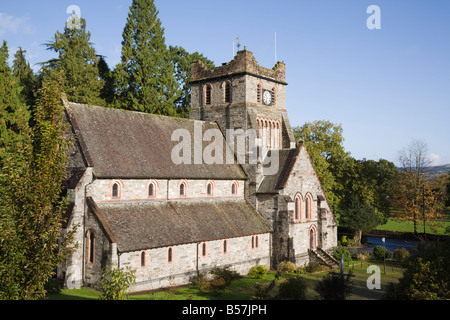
<box><xmin>278</xmin><ymin>276</ymin><xmax>307</xmax><ymax>300</ymax></box>
<box><xmin>210</xmin><ymin>266</ymin><xmax>241</xmax><ymax>285</ymax></box>
<box><xmin>373</xmin><ymin>246</ymin><xmax>391</xmax><ymax>260</ymax></box>
<box><xmin>339</xmin><ymin>195</ymin><xmax>381</xmax><ymax>243</ymax></box>
<box><xmin>315</xmin><ymin>272</ymin><xmax>353</xmax><ymax>300</ymax></box>
<box><xmin>384</xmin><ymin>239</ymin><xmax>450</xmax><ymax>300</ymax></box>
<box><xmin>97</xmin><ymin>56</ymin><xmax>115</xmax><ymax>106</ymax></box>
<box><xmin>43</xmin><ymin>17</ymin><xmax>104</xmax><ymax>106</ymax></box>
<box><xmin>0</xmin><ymin>63</ymin><xmax>77</xmax><ymax>299</ymax></box>
<box><xmin>113</xmin><ymin>0</ymin><xmax>179</xmax><ymax>116</ymax></box>
<box><xmin>169</xmin><ymin>45</ymin><xmax>214</xmax><ymax>117</ymax></box>
<box><xmin>12</xmin><ymin>47</ymin><xmax>37</xmax><ymax>108</ymax></box>
<box><xmin>333</xmin><ymin>247</ymin><xmax>351</xmax><ymax>263</ymax></box>
<box><xmin>393</xmin><ymin>248</ymin><xmax>411</xmax><ymax>262</ymax></box>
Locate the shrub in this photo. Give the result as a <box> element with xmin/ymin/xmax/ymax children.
<box><xmin>210</xmin><ymin>266</ymin><xmax>240</xmax><ymax>285</ymax></box>
<box><xmin>340</xmin><ymin>235</ymin><xmax>349</xmax><ymax>246</ymax></box>
<box><xmin>99</xmin><ymin>267</ymin><xmax>136</xmax><ymax>300</ymax></box>
<box><xmin>248</xmin><ymin>265</ymin><xmax>268</xmax><ymax>279</ymax></box>
<box><xmin>194</xmin><ymin>273</ymin><xmax>211</xmax><ymax>291</ymax></box>
<box><xmin>357</xmin><ymin>251</ymin><xmax>370</xmax><ymax>261</ymax></box>
<box><xmin>333</xmin><ymin>247</ymin><xmax>351</xmax><ymax>263</ymax></box>
<box><xmin>305</xmin><ymin>262</ymin><xmax>321</xmax><ymax>273</ymax></box>
<box><xmin>373</xmin><ymin>246</ymin><xmax>391</xmax><ymax>261</ymax></box>
<box><xmin>278</xmin><ymin>276</ymin><xmax>307</xmax><ymax>300</ymax></box>
<box><xmin>393</xmin><ymin>248</ymin><xmax>410</xmax><ymax>261</ymax></box>
<box><xmin>277</xmin><ymin>261</ymin><xmax>296</xmax><ymax>274</ymax></box>
<box><xmin>315</xmin><ymin>272</ymin><xmax>353</xmax><ymax>300</ymax></box>
<box><xmin>44</xmin><ymin>278</ymin><xmax>61</xmax><ymax>295</ymax></box>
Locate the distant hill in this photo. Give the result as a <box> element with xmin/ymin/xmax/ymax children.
<box><xmin>425</xmin><ymin>164</ymin><xmax>450</xmax><ymax>179</ymax></box>
<box><xmin>397</xmin><ymin>164</ymin><xmax>450</xmax><ymax>180</ymax></box>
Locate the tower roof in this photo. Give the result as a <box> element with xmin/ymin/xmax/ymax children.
<box><xmin>191</xmin><ymin>48</ymin><xmax>287</xmax><ymax>85</ymax></box>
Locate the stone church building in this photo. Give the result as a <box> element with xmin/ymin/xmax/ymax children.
<box><xmin>59</xmin><ymin>48</ymin><xmax>338</xmax><ymax>292</ymax></box>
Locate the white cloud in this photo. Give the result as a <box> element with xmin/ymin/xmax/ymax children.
<box><xmin>0</xmin><ymin>12</ymin><xmax>34</xmax><ymax>37</ymax></box>
<box><xmin>429</xmin><ymin>153</ymin><xmax>444</xmax><ymax>166</ymax></box>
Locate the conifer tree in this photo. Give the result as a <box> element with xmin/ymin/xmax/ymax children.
<box><xmin>97</xmin><ymin>56</ymin><xmax>115</xmax><ymax>105</ymax></box>
<box><xmin>12</xmin><ymin>47</ymin><xmax>36</xmax><ymax>108</ymax></box>
<box><xmin>43</xmin><ymin>17</ymin><xmax>104</xmax><ymax>106</ymax></box>
<box><xmin>169</xmin><ymin>45</ymin><xmax>214</xmax><ymax>117</ymax></box>
<box><xmin>1</xmin><ymin>44</ymin><xmax>76</xmax><ymax>298</ymax></box>
<box><xmin>113</xmin><ymin>0</ymin><xmax>179</xmax><ymax>116</ymax></box>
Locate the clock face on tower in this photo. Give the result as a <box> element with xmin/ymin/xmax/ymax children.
<box><xmin>262</xmin><ymin>90</ymin><xmax>272</xmax><ymax>106</ymax></box>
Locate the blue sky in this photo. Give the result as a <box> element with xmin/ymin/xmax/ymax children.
<box><xmin>1</xmin><ymin>1</ymin><xmax>449</xmax><ymax>166</ymax></box>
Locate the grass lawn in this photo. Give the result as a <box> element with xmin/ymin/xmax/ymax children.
<box><xmin>46</xmin><ymin>260</ymin><xmax>404</xmax><ymax>301</ymax></box>
<box><xmin>376</xmin><ymin>216</ymin><xmax>450</xmax><ymax>235</ymax></box>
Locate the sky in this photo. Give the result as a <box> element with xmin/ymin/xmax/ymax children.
<box><xmin>1</xmin><ymin>0</ymin><xmax>449</xmax><ymax>166</ymax></box>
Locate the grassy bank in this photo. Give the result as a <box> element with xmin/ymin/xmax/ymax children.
<box><xmin>46</xmin><ymin>260</ymin><xmax>404</xmax><ymax>301</ymax></box>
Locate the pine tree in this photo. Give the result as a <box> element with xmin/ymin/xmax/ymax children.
<box><xmin>43</xmin><ymin>17</ymin><xmax>104</xmax><ymax>106</ymax></box>
<box><xmin>97</xmin><ymin>56</ymin><xmax>115</xmax><ymax>105</ymax></box>
<box><xmin>12</xmin><ymin>47</ymin><xmax>36</xmax><ymax>108</ymax></box>
<box><xmin>113</xmin><ymin>0</ymin><xmax>179</xmax><ymax>116</ymax></box>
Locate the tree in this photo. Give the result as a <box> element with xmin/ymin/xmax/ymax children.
<box><xmin>339</xmin><ymin>195</ymin><xmax>381</xmax><ymax>244</ymax></box>
<box><xmin>0</xmin><ymin>41</ymin><xmax>33</xmax><ymax>299</ymax></box>
<box><xmin>113</xmin><ymin>0</ymin><xmax>179</xmax><ymax>116</ymax></box>
<box><xmin>0</xmin><ymin>67</ymin><xmax>76</xmax><ymax>299</ymax></box>
<box><xmin>12</xmin><ymin>47</ymin><xmax>36</xmax><ymax>108</ymax></box>
<box><xmin>384</xmin><ymin>239</ymin><xmax>450</xmax><ymax>300</ymax></box>
<box><xmin>97</xmin><ymin>56</ymin><xmax>115</xmax><ymax>105</ymax></box>
<box><xmin>42</xmin><ymin>17</ymin><xmax>104</xmax><ymax>106</ymax></box>
<box><xmin>293</xmin><ymin>121</ymin><xmax>349</xmax><ymax>219</ymax></box>
<box><xmin>169</xmin><ymin>45</ymin><xmax>214</xmax><ymax>117</ymax></box>
<box><xmin>392</xmin><ymin>174</ymin><xmax>444</xmax><ymax>236</ymax></box>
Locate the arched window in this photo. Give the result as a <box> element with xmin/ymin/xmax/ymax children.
<box><xmin>207</xmin><ymin>182</ymin><xmax>213</xmax><ymax>196</ymax></box>
<box><xmin>140</xmin><ymin>251</ymin><xmax>146</xmax><ymax>267</ymax></box>
<box><xmin>112</xmin><ymin>183</ymin><xmax>119</xmax><ymax>199</ymax></box>
<box><xmin>148</xmin><ymin>183</ymin><xmax>155</xmax><ymax>197</ymax></box>
<box><xmin>224</xmin><ymin>81</ymin><xmax>232</xmax><ymax>103</ymax></box>
<box><xmin>305</xmin><ymin>195</ymin><xmax>312</xmax><ymax>220</ymax></box>
<box><xmin>309</xmin><ymin>227</ymin><xmax>317</xmax><ymax>249</ymax></box>
<box><xmin>294</xmin><ymin>195</ymin><xmax>301</xmax><ymax>221</ymax></box>
<box><xmin>231</xmin><ymin>181</ymin><xmax>238</xmax><ymax>195</ymax></box>
<box><xmin>87</xmin><ymin>230</ymin><xmax>95</xmax><ymax>264</ymax></box>
<box><xmin>255</xmin><ymin>235</ymin><xmax>259</xmax><ymax>248</ymax></box>
<box><xmin>204</xmin><ymin>84</ymin><xmax>212</xmax><ymax>105</ymax></box>
<box><xmin>202</xmin><ymin>243</ymin><xmax>207</xmax><ymax>256</ymax></box>
<box><xmin>223</xmin><ymin>240</ymin><xmax>228</xmax><ymax>254</ymax></box>
<box><xmin>179</xmin><ymin>181</ymin><xmax>187</xmax><ymax>197</ymax></box>
<box><xmin>168</xmin><ymin>247</ymin><xmax>173</xmax><ymax>263</ymax></box>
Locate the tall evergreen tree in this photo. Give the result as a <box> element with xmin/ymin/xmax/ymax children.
<box><xmin>12</xmin><ymin>47</ymin><xmax>36</xmax><ymax>108</ymax></box>
<box><xmin>97</xmin><ymin>56</ymin><xmax>115</xmax><ymax>105</ymax></box>
<box><xmin>43</xmin><ymin>17</ymin><xmax>104</xmax><ymax>106</ymax></box>
<box><xmin>169</xmin><ymin>45</ymin><xmax>214</xmax><ymax>117</ymax></box>
<box><xmin>113</xmin><ymin>0</ymin><xmax>179</xmax><ymax>116</ymax></box>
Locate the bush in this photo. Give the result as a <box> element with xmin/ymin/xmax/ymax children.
<box><xmin>357</xmin><ymin>251</ymin><xmax>370</xmax><ymax>261</ymax></box>
<box><xmin>248</xmin><ymin>265</ymin><xmax>268</xmax><ymax>279</ymax></box>
<box><xmin>305</xmin><ymin>262</ymin><xmax>321</xmax><ymax>273</ymax></box>
<box><xmin>99</xmin><ymin>267</ymin><xmax>136</xmax><ymax>300</ymax></box>
<box><xmin>340</xmin><ymin>235</ymin><xmax>349</xmax><ymax>246</ymax></box>
<box><xmin>393</xmin><ymin>248</ymin><xmax>410</xmax><ymax>262</ymax></box>
<box><xmin>194</xmin><ymin>273</ymin><xmax>211</xmax><ymax>292</ymax></box>
<box><xmin>333</xmin><ymin>247</ymin><xmax>351</xmax><ymax>263</ymax></box>
<box><xmin>210</xmin><ymin>266</ymin><xmax>240</xmax><ymax>285</ymax></box>
<box><xmin>277</xmin><ymin>261</ymin><xmax>296</xmax><ymax>274</ymax></box>
<box><xmin>278</xmin><ymin>276</ymin><xmax>307</xmax><ymax>300</ymax></box>
<box><xmin>44</xmin><ymin>278</ymin><xmax>61</xmax><ymax>295</ymax></box>
<box><xmin>373</xmin><ymin>246</ymin><xmax>391</xmax><ymax>261</ymax></box>
<box><xmin>315</xmin><ymin>272</ymin><xmax>353</xmax><ymax>300</ymax></box>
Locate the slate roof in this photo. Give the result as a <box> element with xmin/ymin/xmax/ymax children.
<box><xmin>257</xmin><ymin>146</ymin><xmax>301</xmax><ymax>193</ymax></box>
<box><xmin>65</xmin><ymin>102</ymin><xmax>247</xmax><ymax>180</ymax></box>
<box><xmin>87</xmin><ymin>198</ymin><xmax>272</xmax><ymax>253</ymax></box>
